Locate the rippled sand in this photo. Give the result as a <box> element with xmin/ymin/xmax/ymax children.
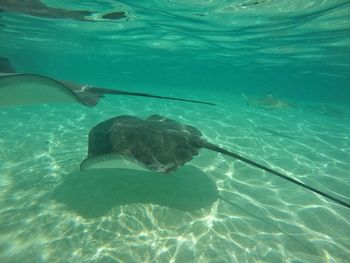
<box><xmin>0</xmin><ymin>96</ymin><xmax>349</xmax><ymax>262</ymax></box>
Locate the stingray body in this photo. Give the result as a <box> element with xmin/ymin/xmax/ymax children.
<box><xmin>0</xmin><ymin>57</ymin><xmax>215</xmax><ymax>107</ymax></box>
<box><xmin>81</xmin><ymin>115</ymin><xmax>206</xmax><ymax>172</ymax></box>
<box><xmin>81</xmin><ymin>114</ymin><xmax>350</xmax><ymax>209</ymax></box>
<box><xmin>0</xmin><ymin>57</ymin><xmax>16</xmax><ymax>73</ymax></box>
<box><xmin>0</xmin><ymin>0</ymin><xmax>126</xmax><ymax>21</ymax></box>
<box><xmin>0</xmin><ymin>73</ymin><xmax>102</xmax><ymax>107</ymax></box>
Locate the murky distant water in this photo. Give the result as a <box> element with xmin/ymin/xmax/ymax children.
<box><xmin>0</xmin><ymin>1</ymin><xmax>349</xmax><ymax>262</ymax></box>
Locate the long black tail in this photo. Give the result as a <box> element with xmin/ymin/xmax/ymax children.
<box><xmin>203</xmin><ymin>142</ymin><xmax>350</xmax><ymax>209</ymax></box>
<box><xmin>88</xmin><ymin>87</ymin><xmax>216</xmax><ymax>106</ymax></box>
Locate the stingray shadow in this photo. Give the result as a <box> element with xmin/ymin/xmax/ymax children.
<box><xmin>52</xmin><ymin>165</ymin><xmax>219</xmax><ymax>218</ymax></box>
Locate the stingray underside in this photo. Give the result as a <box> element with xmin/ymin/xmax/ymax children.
<box><xmin>0</xmin><ymin>73</ymin><xmax>100</xmax><ymax>107</ymax></box>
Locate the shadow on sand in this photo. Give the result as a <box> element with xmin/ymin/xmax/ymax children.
<box><xmin>52</xmin><ymin>165</ymin><xmax>219</xmax><ymax>218</ymax></box>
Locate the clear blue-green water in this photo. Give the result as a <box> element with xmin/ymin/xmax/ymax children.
<box><xmin>0</xmin><ymin>1</ymin><xmax>350</xmax><ymax>262</ymax></box>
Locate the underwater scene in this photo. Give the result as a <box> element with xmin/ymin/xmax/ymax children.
<box><xmin>0</xmin><ymin>1</ymin><xmax>349</xmax><ymax>262</ymax></box>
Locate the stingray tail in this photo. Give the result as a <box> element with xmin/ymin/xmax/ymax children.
<box><xmin>202</xmin><ymin>142</ymin><xmax>350</xmax><ymax>209</ymax></box>
<box><xmin>241</xmin><ymin>92</ymin><xmax>250</xmax><ymax>106</ymax></box>
<box><xmin>87</xmin><ymin>87</ymin><xmax>216</xmax><ymax>106</ymax></box>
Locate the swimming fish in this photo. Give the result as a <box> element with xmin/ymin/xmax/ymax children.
<box><xmin>241</xmin><ymin>92</ymin><xmax>296</xmax><ymax>110</ymax></box>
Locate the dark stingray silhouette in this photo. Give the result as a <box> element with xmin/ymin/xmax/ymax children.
<box><xmin>0</xmin><ymin>57</ymin><xmax>215</xmax><ymax>107</ymax></box>
<box><xmin>52</xmin><ymin>166</ymin><xmax>320</xmax><ymax>250</ymax></box>
<box><xmin>53</xmin><ymin>165</ymin><xmax>219</xmax><ymax>218</ymax></box>
<box><xmin>81</xmin><ymin>114</ymin><xmax>350</xmax><ymax>209</ymax></box>
<box><xmin>0</xmin><ymin>57</ymin><xmax>16</xmax><ymax>73</ymax></box>
<box><xmin>0</xmin><ymin>0</ymin><xmax>126</xmax><ymax>21</ymax></box>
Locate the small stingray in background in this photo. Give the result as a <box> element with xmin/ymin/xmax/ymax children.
<box><xmin>81</xmin><ymin>114</ymin><xmax>350</xmax><ymax>209</ymax></box>
<box><xmin>0</xmin><ymin>57</ymin><xmax>215</xmax><ymax>107</ymax></box>
<box><xmin>0</xmin><ymin>0</ymin><xmax>127</xmax><ymax>21</ymax></box>
<box><xmin>241</xmin><ymin>92</ymin><xmax>297</xmax><ymax>110</ymax></box>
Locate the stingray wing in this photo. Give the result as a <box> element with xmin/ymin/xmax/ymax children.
<box><xmin>0</xmin><ymin>73</ymin><xmax>100</xmax><ymax>107</ymax></box>
<box><xmin>0</xmin><ymin>57</ymin><xmax>16</xmax><ymax>73</ymax></box>
<box><xmin>0</xmin><ymin>72</ymin><xmax>214</xmax><ymax>108</ymax></box>
<box><xmin>1</xmin><ymin>57</ymin><xmax>215</xmax><ymax>108</ymax></box>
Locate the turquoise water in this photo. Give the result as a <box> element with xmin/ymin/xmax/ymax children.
<box><xmin>1</xmin><ymin>1</ymin><xmax>350</xmax><ymax>262</ymax></box>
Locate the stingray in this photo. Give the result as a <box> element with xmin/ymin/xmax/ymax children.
<box><xmin>241</xmin><ymin>92</ymin><xmax>297</xmax><ymax>110</ymax></box>
<box><xmin>0</xmin><ymin>0</ymin><xmax>126</xmax><ymax>21</ymax></box>
<box><xmin>81</xmin><ymin>114</ymin><xmax>350</xmax><ymax>209</ymax></box>
<box><xmin>0</xmin><ymin>57</ymin><xmax>16</xmax><ymax>73</ymax></box>
<box><xmin>0</xmin><ymin>57</ymin><xmax>215</xmax><ymax>107</ymax></box>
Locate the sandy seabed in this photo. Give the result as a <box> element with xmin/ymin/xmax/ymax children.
<box><xmin>0</xmin><ymin>95</ymin><xmax>349</xmax><ymax>263</ymax></box>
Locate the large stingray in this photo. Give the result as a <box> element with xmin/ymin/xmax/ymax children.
<box><xmin>81</xmin><ymin>114</ymin><xmax>350</xmax><ymax>209</ymax></box>
<box><xmin>0</xmin><ymin>0</ymin><xmax>126</xmax><ymax>21</ymax></box>
<box><xmin>0</xmin><ymin>57</ymin><xmax>215</xmax><ymax>107</ymax></box>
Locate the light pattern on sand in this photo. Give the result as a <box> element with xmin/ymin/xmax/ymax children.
<box><xmin>0</xmin><ymin>96</ymin><xmax>349</xmax><ymax>262</ymax></box>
